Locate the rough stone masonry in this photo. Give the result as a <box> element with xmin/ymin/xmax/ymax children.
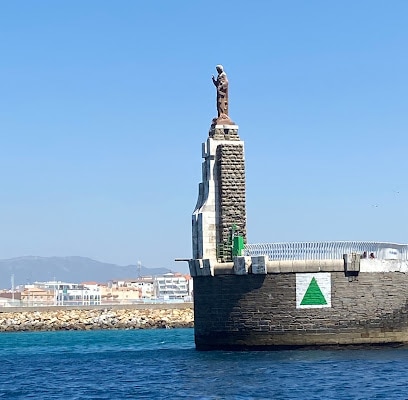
<box><xmin>0</xmin><ymin>304</ymin><xmax>194</xmax><ymax>332</ymax></box>
<box><xmin>191</xmin><ymin>124</ymin><xmax>247</xmax><ymax>264</ymax></box>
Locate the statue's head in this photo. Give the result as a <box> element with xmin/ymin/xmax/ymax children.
<box><xmin>216</xmin><ymin>65</ymin><xmax>224</xmax><ymax>73</ymax></box>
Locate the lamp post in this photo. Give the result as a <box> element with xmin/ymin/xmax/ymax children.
<box><xmin>11</xmin><ymin>274</ymin><xmax>14</xmax><ymax>303</ymax></box>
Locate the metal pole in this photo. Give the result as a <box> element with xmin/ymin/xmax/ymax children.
<box><xmin>11</xmin><ymin>274</ymin><xmax>14</xmax><ymax>303</ymax></box>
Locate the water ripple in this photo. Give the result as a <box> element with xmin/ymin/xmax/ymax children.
<box><xmin>1</xmin><ymin>329</ymin><xmax>408</xmax><ymax>399</ymax></box>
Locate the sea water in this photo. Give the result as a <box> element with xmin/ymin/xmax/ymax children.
<box><xmin>0</xmin><ymin>328</ymin><xmax>408</xmax><ymax>399</ymax></box>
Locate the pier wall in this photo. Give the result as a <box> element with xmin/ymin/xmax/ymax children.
<box><xmin>192</xmin><ymin>262</ymin><xmax>408</xmax><ymax>349</ymax></box>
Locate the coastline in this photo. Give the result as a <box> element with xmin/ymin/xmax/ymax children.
<box><xmin>0</xmin><ymin>303</ymin><xmax>194</xmax><ymax>332</ymax></box>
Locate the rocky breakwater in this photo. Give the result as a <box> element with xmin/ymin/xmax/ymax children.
<box><xmin>0</xmin><ymin>306</ymin><xmax>194</xmax><ymax>332</ymax></box>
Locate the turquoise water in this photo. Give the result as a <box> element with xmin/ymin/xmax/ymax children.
<box><xmin>1</xmin><ymin>328</ymin><xmax>408</xmax><ymax>399</ymax></box>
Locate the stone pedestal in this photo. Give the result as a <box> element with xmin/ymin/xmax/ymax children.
<box><xmin>191</xmin><ymin>125</ymin><xmax>246</xmax><ymax>265</ymax></box>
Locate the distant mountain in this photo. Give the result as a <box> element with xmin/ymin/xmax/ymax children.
<box><xmin>0</xmin><ymin>256</ymin><xmax>172</xmax><ymax>289</ymax></box>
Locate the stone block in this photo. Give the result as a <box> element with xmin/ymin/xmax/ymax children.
<box><xmin>188</xmin><ymin>259</ymin><xmax>201</xmax><ymax>277</ymax></box>
<box><xmin>192</xmin><ymin>259</ymin><xmax>213</xmax><ymax>276</ymax></box>
<box><xmin>344</xmin><ymin>253</ymin><xmax>360</xmax><ymax>273</ymax></box>
<box><xmin>202</xmin><ymin>259</ymin><xmax>214</xmax><ymax>276</ymax></box>
<box><xmin>233</xmin><ymin>256</ymin><xmax>251</xmax><ymax>275</ymax></box>
<box><xmin>251</xmin><ymin>255</ymin><xmax>268</xmax><ymax>274</ymax></box>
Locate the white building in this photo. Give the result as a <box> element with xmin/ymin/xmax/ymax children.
<box><xmin>34</xmin><ymin>281</ymin><xmax>101</xmax><ymax>306</ymax></box>
<box><xmin>154</xmin><ymin>273</ymin><xmax>192</xmax><ymax>301</ymax></box>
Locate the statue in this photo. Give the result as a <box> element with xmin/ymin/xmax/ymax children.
<box><xmin>212</xmin><ymin>65</ymin><xmax>234</xmax><ymax>125</ymax></box>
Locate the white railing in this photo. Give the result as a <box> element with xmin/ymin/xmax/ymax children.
<box><xmin>244</xmin><ymin>241</ymin><xmax>408</xmax><ymax>261</ymax></box>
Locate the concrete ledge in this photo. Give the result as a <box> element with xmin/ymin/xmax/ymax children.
<box><xmin>190</xmin><ymin>257</ymin><xmax>408</xmax><ymax>277</ymax></box>
<box><xmin>213</xmin><ymin>124</ymin><xmax>239</xmax><ymax>129</ymax></box>
<box><xmin>190</xmin><ymin>258</ymin><xmax>345</xmax><ymax>276</ymax></box>
<box><xmin>360</xmin><ymin>258</ymin><xmax>408</xmax><ymax>273</ymax></box>
<box><xmin>214</xmin><ymin>262</ymin><xmax>234</xmax><ymax>275</ymax></box>
<box><xmin>267</xmin><ymin>259</ymin><xmax>344</xmax><ymax>273</ymax></box>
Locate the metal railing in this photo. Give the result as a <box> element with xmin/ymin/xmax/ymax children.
<box><xmin>244</xmin><ymin>241</ymin><xmax>408</xmax><ymax>261</ymax></box>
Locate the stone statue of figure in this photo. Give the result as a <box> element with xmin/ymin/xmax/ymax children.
<box><xmin>212</xmin><ymin>65</ymin><xmax>229</xmax><ymax>119</ymax></box>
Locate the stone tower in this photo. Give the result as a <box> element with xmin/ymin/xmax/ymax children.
<box><xmin>190</xmin><ymin>65</ymin><xmax>247</xmax><ymax>271</ymax></box>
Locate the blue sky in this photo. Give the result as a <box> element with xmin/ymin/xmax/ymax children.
<box><xmin>1</xmin><ymin>1</ymin><xmax>407</xmax><ymax>273</ymax></box>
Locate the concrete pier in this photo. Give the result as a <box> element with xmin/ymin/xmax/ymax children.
<box><xmin>188</xmin><ymin>66</ymin><xmax>408</xmax><ymax>350</ymax></box>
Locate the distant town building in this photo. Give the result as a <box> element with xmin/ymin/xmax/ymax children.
<box><xmin>0</xmin><ymin>272</ymin><xmax>193</xmax><ymax>308</ymax></box>
<box><xmin>33</xmin><ymin>281</ymin><xmax>101</xmax><ymax>306</ymax></box>
<box><xmin>100</xmin><ymin>285</ymin><xmax>140</xmax><ymax>304</ymax></box>
<box><xmin>0</xmin><ymin>290</ymin><xmax>21</xmax><ymax>307</ymax></box>
<box><xmin>110</xmin><ymin>277</ymin><xmax>155</xmax><ymax>300</ymax></box>
<box><xmin>154</xmin><ymin>273</ymin><xmax>192</xmax><ymax>301</ymax></box>
<box><xmin>21</xmin><ymin>287</ymin><xmax>54</xmax><ymax>306</ymax></box>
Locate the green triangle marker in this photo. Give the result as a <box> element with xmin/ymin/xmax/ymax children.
<box><xmin>300</xmin><ymin>277</ymin><xmax>327</xmax><ymax>305</ymax></box>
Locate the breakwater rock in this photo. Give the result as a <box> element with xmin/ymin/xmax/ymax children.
<box><xmin>0</xmin><ymin>304</ymin><xmax>194</xmax><ymax>332</ymax></box>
